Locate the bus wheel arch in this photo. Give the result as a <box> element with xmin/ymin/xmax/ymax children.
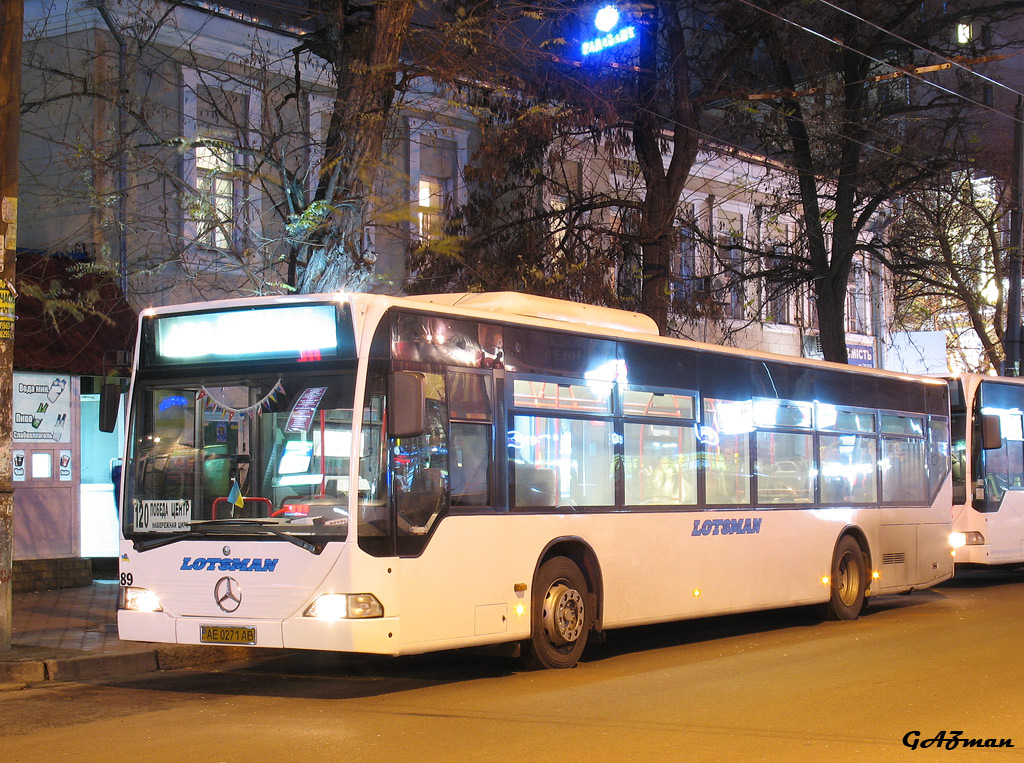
<box><xmin>820</xmin><ymin>531</ymin><xmax>870</xmax><ymax>621</ymax></box>
<box><xmin>523</xmin><ymin>539</ymin><xmax>602</xmax><ymax>669</ymax></box>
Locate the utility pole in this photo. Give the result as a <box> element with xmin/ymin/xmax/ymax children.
<box><xmin>0</xmin><ymin>0</ymin><xmax>23</xmax><ymax>652</ymax></box>
<box><xmin>1004</xmin><ymin>96</ymin><xmax>1024</xmax><ymax>376</ymax></box>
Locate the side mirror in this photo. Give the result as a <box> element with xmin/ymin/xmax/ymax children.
<box><xmin>390</xmin><ymin>371</ymin><xmax>426</xmax><ymax>438</ymax></box>
<box><xmin>980</xmin><ymin>414</ymin><xmax>1002</xmax><ymax>450</ymax></box>
<box><xmin>99</xmin><ymin>382</ymin><xmax>122</xmax><ymax>433</ymax></box>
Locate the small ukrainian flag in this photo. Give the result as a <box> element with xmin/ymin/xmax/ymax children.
<box><xmin>227</xmin><ymin>479</ymin><xmax>244</xmax><ymax>509</ymax></box>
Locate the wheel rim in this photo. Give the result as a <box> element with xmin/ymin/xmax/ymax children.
<box><xmin>541</xmin><ymin>580</ymin><xmax>585</xmax><ymax>646</ymax></box>
<box><xmin>836</xmin><ymin>551</ymin><xmax>860</xmax><ymax>607</ymax></box>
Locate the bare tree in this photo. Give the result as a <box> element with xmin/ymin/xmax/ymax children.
<box><xmin>20</xmin><ymin>0</ymin><xmax>476</xmax><ymax>305</ymax></box>
<box><xmin>411</xmin><ymin>0</ymin><xmax>775</xmax><ymax>333</ymax></box>
<box><xmin>888</xmin><ymin>169</ymin><xmax>1009</xmax><ymax>372</ymax></box>
<box><xmin>288</xmin><ymin>0</ymin><xmax>417</xmax><ymax>293</ymax></box>
<box><xmin>22</xmin><ymin>1</ymin><xmax>301</xmax><ymax>303</ymax></box>
<box><xmin>627</xmin><ymin>0</ymin><xmax>776</xmax><ymax>332</ymax></box>
<box><xmin>744</xmin><ymin>0</ymin><xmax>1024</xmax><ymax>363</ymax></box>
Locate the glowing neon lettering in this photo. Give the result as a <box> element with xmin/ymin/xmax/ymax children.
<box><xmin>582</xmin><ymin>25</ymin><xmax>636</xmax><ymax>56</ymax></box>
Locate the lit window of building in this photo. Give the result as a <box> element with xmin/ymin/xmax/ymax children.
<box><xmin>194</xmin><ymin>144</ymin><xmax>234</xmax><ymax>250</ymax></box>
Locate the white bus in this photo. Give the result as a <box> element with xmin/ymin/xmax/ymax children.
<box><xmin>113</xmin><ymin>292</ymin><xmax>954</xmax><ymax>669</ymax></box>
<box><xmin>948</xmin><ymin>373</ymin><xmax>1024</xmax><ymax>566</ymax></box>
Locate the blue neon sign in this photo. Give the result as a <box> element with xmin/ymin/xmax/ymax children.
<box><xmin>581</xmin><ymin>5</ymin><xmax>636</xmax><ymax>56</ymax></box>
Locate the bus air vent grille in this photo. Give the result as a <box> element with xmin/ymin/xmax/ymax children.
<box><xmin>882</xmin><ymin>552</ymin><xmax>907</xmax><ymax>565</ymax></box>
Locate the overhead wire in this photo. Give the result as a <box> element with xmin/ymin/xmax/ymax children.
<box><xmin>175</xmin><ymin>0</ymin><xmax>1016</xmax><ymax>165</ymax></box>
<box><xmin>731</xmin><ymin>0</ymin><xmax>1024</xmax><ymax>128</ymax></box>
<box><xmin>815</xmin><ymin>0</ymin><xmax>1024</xmax><ymax>101</ymax></box>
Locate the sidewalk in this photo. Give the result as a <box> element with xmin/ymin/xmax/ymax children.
<box><xmin>0</xmin><ymin>580</ymin><xmax>273</xmax><ymax>688</ymax></box>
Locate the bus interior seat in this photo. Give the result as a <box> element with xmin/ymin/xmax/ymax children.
<box><xmin>395</xmin><ymin>467</ymin><xmax>447</xmax><ymax>530</ymax></box>
<box><xmin>515</xmin><ymin>465</ymin><xmax>557</xmax><ymax>507</ymax></box>
<box><xmin>951</xmin><ymin>453</ymin><xmax>965</xmax><ymax>482</ymax></box>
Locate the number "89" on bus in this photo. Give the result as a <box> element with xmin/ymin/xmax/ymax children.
<box><xmin>120</xmin><ymin>572</ymin><xmax>133</xmax><ymax>587</ymax></box>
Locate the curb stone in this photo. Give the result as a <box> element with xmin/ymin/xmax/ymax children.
<box><xmin>0</xmin><ymin>659</ymin><xmax>47</xmax><ymax>685</ymax></box>
<box><xmin>0</xmin><ymin>645</ymin><xmax>282</xmax><ymax>686</ymax></box>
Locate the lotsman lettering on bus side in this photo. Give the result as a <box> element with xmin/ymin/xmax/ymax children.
<box><xmin>179</xmin><ymin>557</ymin><xmax>279</xmax><ymax>572</ymax></box>
<box><xmin>691</xmin><ymin>518</ymin><xmax>763</xmax><ymax>536</ymax></box>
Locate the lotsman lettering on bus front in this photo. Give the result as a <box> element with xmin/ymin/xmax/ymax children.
<box><xmin>180</xmin><ymin>557</ymin><xmax>280</xmax><ymax>572</ymax></box>
<box><xmin>691</xmin><ymin>518</ymin><xmax>763</xmax><ymax>536</ymax></box>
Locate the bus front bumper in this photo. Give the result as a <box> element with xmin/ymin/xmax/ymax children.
<box><xmin>117</xmin><ymin>609</ymin><xmax>402</xmax><ymax>654</ymax></box>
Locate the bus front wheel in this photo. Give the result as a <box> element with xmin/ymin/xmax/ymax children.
<box><xmin>821</xmin><ymin>535</ymin><xmax>867</xmax><ymax>621</ymax></box>
<box><xmin>523</xmin><ymin>557</ymin><xmax>591</xmax><ymax>669</ymax></box>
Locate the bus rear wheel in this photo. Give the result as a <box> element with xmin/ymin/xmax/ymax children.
<box><xmin>821</xmin><ymin>535</ymin><xmax>867</xmax><ymax>620</ymax></box>
<box><xmin>523</xmin><ymin>557</ymin><xmax>591</xmax><ymax>669</ymax></box>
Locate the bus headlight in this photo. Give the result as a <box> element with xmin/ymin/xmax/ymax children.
<box><xmin>950</xmin><ymin>531</ymin><xmax>985</xmax><ymax>549</ymax></box>
<box><xmin>304</xmin><ymin>593</ymin><xmax>384</xmax><ymax>620</ymax></box>
<box><xmin>119</xmin><ymin>586</ymin><xmax>163</xmax><ymax>612</ymax></box>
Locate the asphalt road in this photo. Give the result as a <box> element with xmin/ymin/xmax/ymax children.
<box><xmin>2</xmin><ymin>569</ymin><xmax>1023</xmax><ymax>762</ymax></box>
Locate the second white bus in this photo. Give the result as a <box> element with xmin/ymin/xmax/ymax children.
<box><xmin>949</xmin><ymin>373</ymin><xmax>1024</xmax><ymax>566</ymax></box>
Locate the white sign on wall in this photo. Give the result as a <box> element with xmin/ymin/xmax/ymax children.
<box><xmin>13</xmin><ymin>372</ymin><xmax>72</xmax><ymax>443</ymax></box>
<box><xmin>12</xmin><ymin>450</ymin><xmax>25</xmax><ymax>482</ymax></box>
<box><xmin>59</xmin><ymin>449</ymin><xmax>72</xmax><ymax>481</ymax></box>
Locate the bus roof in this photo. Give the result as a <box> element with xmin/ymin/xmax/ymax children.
<box><xmin>139</xmin><ymin>291</ymin><xmax>945</xmax><ymax>387</ymax></box>
<box><xmin>404</xmin><ymin>292</ymin><xmax>660</xmax><ymax>337</ymax></box>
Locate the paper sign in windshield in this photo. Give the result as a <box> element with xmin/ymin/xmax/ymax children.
<box><xmin>134</xmin><ymin>499</ymin><xmax>192</xmax><ymax>532</ymax></box>
<box><xmin>286</xmin><ymin>387</ymin><xmax>327</xmax><ymax>433</ymax></box>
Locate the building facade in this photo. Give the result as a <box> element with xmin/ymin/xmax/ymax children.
<box><xmin>15</xmin><ymin>0</ymin><xmax>897</xmax><ymax>567</ymax></box>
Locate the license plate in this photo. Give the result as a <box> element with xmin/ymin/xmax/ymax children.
<box><xmin>200</xmin><ymin>625</ymin><xmax>256</xmax><ymax>645</ymax></box>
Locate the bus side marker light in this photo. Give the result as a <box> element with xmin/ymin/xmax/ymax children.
<box><xmin>821</xmin><ymin>576</ymin><xmax>830</xmax><ymax>586</ymax></box>
<box><xmin>692</xmin><ymin>589</ymin><xmax>701</xmax><ymax>598</ymax></box>
<box><xmin>304</xmin><ymin>593</ymin><xmax>384</xmax><ymax>620</ymax></box>
<box><xmin>515</xmin><ymin>604</ymin><xmax>525</xmax><ymax>617</ymax></box>
<box><xmin>872</xmin><ymin>571</ymin><xmax>880</xmax><ymax>580</ymax></box>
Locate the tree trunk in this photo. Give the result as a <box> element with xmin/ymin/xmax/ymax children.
<box><xmin>639</xmin><ymin>189</ymin><xmax>676</xmax><ymax>333</ymax></box>
<box><xmin>815</xmin><ymin>277</ymin><xmax>849</xmax><ymax>364</ymax></box>
<box><xmin>629</xmin><ymin>0</ymin><xmax>702</xmax><ymax>335</ymax></box>
<box><xmin>0</xmin><ymin>0</ymin><xmax>23</xmax><ymax>653</ymax></box>
<box><xmin>293</xmin><ymin>0</ymin><xmax>416</xmax><ymax>294</ymax></box>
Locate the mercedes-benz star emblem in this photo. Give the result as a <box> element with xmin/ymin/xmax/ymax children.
<box><xmin>214</xmin><ymin>576</ymin><xmax>242</xmax><ymax>613</ymax></box>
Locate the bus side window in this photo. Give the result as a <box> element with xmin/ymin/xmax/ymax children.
<box><xmin>509</xmin><ymin>414</ymin><xmax>615</xmax><ymax>508</ymax></box>
<box><xmin>623</xmin><ymin>422</ymin><xmax>697</xmax><ymax>506</ymax></box>
<box><xmin>819</xmin><ymin>434</ymin><xmax>877</xmax><ymax>504</ymax></box>
<box><xmin>755</xmin><ymin>431</ymin><xmax>814</xmax><ymax>504</ymax></box>
<box><xmin>880</xmin><ymin>436</ymin><xmax>926</xmax><ymax>503</ymax></box>
<box><xmin>450</xmin><ymin>423</ymin><xmax>491</xmax><ymax>507</ymax></box>
<box><xmin>702</xmin><ymin>398</ymin><xmax>752</xmax><ymax>506</ymax></box>
<box><xmin>393</xmin><ymin>373</ymin><xmax>449</xmax><ymax>550</ymax></box>
<box><xmin>448</xmin><ymin>371</ymin><xmax>493</xmax><ymax>509</ymax></box>
<box><xmin>927</xmin><ymin>418</ymin><xmax>950</xmax><ymax>498</ymax></box>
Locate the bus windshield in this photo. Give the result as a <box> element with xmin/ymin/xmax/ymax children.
<box><xmin>123</xmin><ymin>372</ymin><xmax>385</xmax><ymax>544</ymax></box>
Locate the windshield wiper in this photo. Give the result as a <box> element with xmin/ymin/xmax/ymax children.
<box><xmin>193</xmin><ymin>519</ymin><xmax>322</xmax><ymax>554</ymax></box>
<box><xmin>135</xmin><ymin>518</ymin><xmax>322</xmax><ymax>554</ymax></box>
<box><xmin>134</xmin><ymin>530</ymin><xmax>203</xmax><ymax>552</ymax></box>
